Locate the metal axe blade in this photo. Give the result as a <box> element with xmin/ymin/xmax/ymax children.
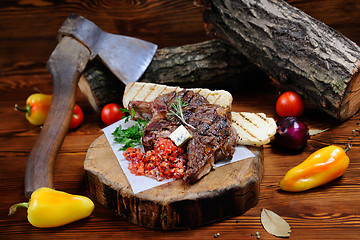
<box><xmin>58</xmin><ymin>14</ymin><xmax>158</xmax><ymax>85</ymax></box>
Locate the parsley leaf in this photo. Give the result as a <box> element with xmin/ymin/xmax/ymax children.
<box><xmin>112</xmin><ymin>108</ymin><xmax>149</xmax><ymax>151</ymax></box>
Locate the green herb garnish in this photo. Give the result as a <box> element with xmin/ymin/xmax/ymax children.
<box><xmin>112</xmin><ymin>108</ymin><xmax>149</xmax><ymax>151</ymax></box>
<box><xmin>167</xmin><ymin>95</ymin><xmax>195</xmax><ymax>130</ymax></box>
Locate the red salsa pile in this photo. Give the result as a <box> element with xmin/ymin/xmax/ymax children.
<box><xmin>123</xmin><ymin>137</ymin><xmax>187</xmax><ymax>181</ymax></box>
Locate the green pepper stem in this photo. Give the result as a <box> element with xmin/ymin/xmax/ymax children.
<box><xmin>8</xmin><ymin>202</ymin><xmax>29</xmax><ymax>215</ymax></box>
<box><xmin>14</xmin><ymin>104</ymin><xmax>31</xmax><ymax>117</ymax></box>
<box><xmin>14</xmin><ymin>104</ymin><xmax>27</xmax><ymax>112</ymax></box>
<box><xmin>345</xmin><ymin>143</ymin><xmax>352</xmax><ymax>153</ymax></box>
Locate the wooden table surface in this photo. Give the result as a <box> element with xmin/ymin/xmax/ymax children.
<box><xmin>1</xmin><ymin>1</ymin><xmax>360</xmax><ymax>239</ymax></box>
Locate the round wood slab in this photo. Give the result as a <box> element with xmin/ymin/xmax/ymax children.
<box><xmin>84</xmin><ymin>134</ymin><xmax>264</xmax><ymax>230</ymax></box>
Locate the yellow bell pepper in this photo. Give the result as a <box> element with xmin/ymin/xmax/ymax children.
<box><xmin>279</xmin><ymin>145</ymin><xmax>350</xmax><ymax>192</ymax></box>
<box><xmin>15</xmin><ymin>93</ymin><xmax>52</xmax><ymax>126</ymax></box>
<box><xmin>9</xmin><ymin>187</ymin><xmax>95</xmax><ymax>228</ymax></box>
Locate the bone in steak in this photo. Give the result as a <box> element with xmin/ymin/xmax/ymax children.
<box><xmin>128</xmin><ymin>90</ymin><xmax>238</xmax><ymax>183</ymax></box>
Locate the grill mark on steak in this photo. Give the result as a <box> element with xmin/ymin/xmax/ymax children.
<box><xmin>128</xmin><ymin>90</ymin><xmax>238</xmax><ymax>183</ymax></box>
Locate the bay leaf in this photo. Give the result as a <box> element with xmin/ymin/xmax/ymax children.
<box><xmin>261</xmin><ymin>208</ymin><xmax>291</xmax><ymax>238</ymax></box>
<box><xmin>309</xmin><ymin>128</ymin><xmax>329</xmax><ymax>136</ymax></box>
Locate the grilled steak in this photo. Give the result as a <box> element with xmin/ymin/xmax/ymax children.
<box><xmin>128</xmin><ymin>90</ymin><xmax>238</xmax><ymax>183</ymax></box>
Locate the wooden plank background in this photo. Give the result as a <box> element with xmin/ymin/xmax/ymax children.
<box><xmin>1</xmin><ymin>0</ymin><xmax>360</xmax><ymax>77</ymax></box>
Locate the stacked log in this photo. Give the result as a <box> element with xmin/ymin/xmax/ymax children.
<box><xmin>79</xmin><ymin>0</ymin><xmax>360</xmax><ymax>121</ymax></box>
<box><xmin>79</xmin><ymin>40</ymin><xmax>260</xmax><ymax>113</ymax></box>
<box><xmin>198</xmin><ymin>0</ymin><xmax>360</xmax><ymax>121</ymax></box>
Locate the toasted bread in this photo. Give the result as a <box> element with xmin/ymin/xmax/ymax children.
<box><xmin>123</xmin><ymin>82</ymin><xmax>233</xmax><ymax>109</ymax></box>
<box><xmin>231</xmin><ymin>112</ymin><xmax>277</xmax><ymax>146</ymax></box>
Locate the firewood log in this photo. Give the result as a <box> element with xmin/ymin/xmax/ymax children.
<box><xmin>78</xmin><ymin>39</ymin><xmax>260</xmax><ymax>113</ymax></box>
<box><xmin>198</xmin><ymin>0</ymin><xmax>360</xmax><ymax>121</ymax></box>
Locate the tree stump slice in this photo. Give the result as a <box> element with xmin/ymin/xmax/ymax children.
<box><xmin>84</xmin><ymin>134</ymin><xmax>264</xmax><ymax>230</ymax></box>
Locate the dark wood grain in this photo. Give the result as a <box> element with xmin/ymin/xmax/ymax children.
<box><xmin>0</xmin><ymin>0</ymin><xmax>208</xmax><ymax>77</ymax></box>
<box><xmin>1</xmin><ymin>0</ymin><xmax>360</xmax><ymax>239</ymax></box>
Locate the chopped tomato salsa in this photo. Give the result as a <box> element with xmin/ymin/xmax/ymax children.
<box><xmin>123</xmin><ymin>138</ymin><xmax>187</xmax><ymax>181</ymax></box>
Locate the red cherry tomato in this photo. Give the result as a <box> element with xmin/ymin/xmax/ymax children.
<box><xmin>276</xmin><ymin>91</ymin><xmax>304</xmax><ymax>117</ymax></box>
<box><xmin>101</xmin><ymin>103</ymin><xmax>125</xmax><ymax>126</ymax></box>
<box><xmin>69</xmin><ymin>104</ymin><xmax>84</xmax><ymax>129</ymax></box>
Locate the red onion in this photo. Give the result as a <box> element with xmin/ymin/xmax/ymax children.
<box><xmin>275</xmin><ymin>116</ymin><xmax>309</xmax><ymax>151</ymax></box>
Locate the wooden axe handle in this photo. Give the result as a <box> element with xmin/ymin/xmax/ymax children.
<box><xmin>24</xmin><ymin>36</ymin><xmax>90</xmax><ymax>199</ymax></box>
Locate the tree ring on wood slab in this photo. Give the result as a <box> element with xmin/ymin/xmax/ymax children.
<box><xmin>84</xmin><ymin>134</ymin><xmax>263</xmax><ymax>230</ymax></box>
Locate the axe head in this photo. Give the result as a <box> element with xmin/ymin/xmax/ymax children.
<box><xmin>58</xmin><ymin>14</ymin><xmax>157</xmax><ymax>85</ymax></box>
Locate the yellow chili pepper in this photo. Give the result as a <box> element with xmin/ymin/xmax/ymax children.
<box><xmin>279</xmin><ymin>145</ymin><xmax>350</xmax><ymax>192</ymax></box>
<box><xmin>15</xmin><ymin>93</ymin><xmax>52</xmax><ymax>126</ymax></box>
<box><xmin>9</xmin><ymin>187</ymin><xmax>95</xmax><ymax>228</ymax></box>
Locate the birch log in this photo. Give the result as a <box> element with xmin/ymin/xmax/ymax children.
<box><xmin>199</xmin><ymin>0</ymin><xmax>360</xmax><ymax>121</ymax></box>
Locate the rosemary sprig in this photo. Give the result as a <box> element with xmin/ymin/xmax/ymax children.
<box><xmin>167</xmin><ymin>95</ymin><xmax>195</xmax><ymax>130</ymax></box>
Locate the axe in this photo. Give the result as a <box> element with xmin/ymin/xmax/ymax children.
<box><xmin>24</xmin><ymin>14</ymin><xmax>157</xmax><ymax>199</ymax></box>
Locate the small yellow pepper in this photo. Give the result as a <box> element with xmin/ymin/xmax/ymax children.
<box><xmin>279</xmin><ymin>145</ymin><xmax>350</xmax><ymax>192</ymax></box>
<box><xmin>9</xmin><ymin>187</ymin><xmax>95</xmax><ymax>228</ymax></box>
<box><xmin>15</xmin><ymin>93</ymin><xmax>52</xmax><ymax>126</ymax></box>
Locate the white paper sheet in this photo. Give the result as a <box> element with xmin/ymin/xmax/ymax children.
<box><xmin>103</xmin><ymin>118</ymin><xmax>255</xmax><ymax>194</ymax></box>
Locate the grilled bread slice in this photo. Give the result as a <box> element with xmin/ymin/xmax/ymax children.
<box><xmin>123</xmin><ymin>82</ymin><xmax>233</xmax><ymax>109</ymax></box>
<box><xmin>231</xmin><ymin>112</ymin><xmax>277</xmax><ymax>146</ymax></box>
